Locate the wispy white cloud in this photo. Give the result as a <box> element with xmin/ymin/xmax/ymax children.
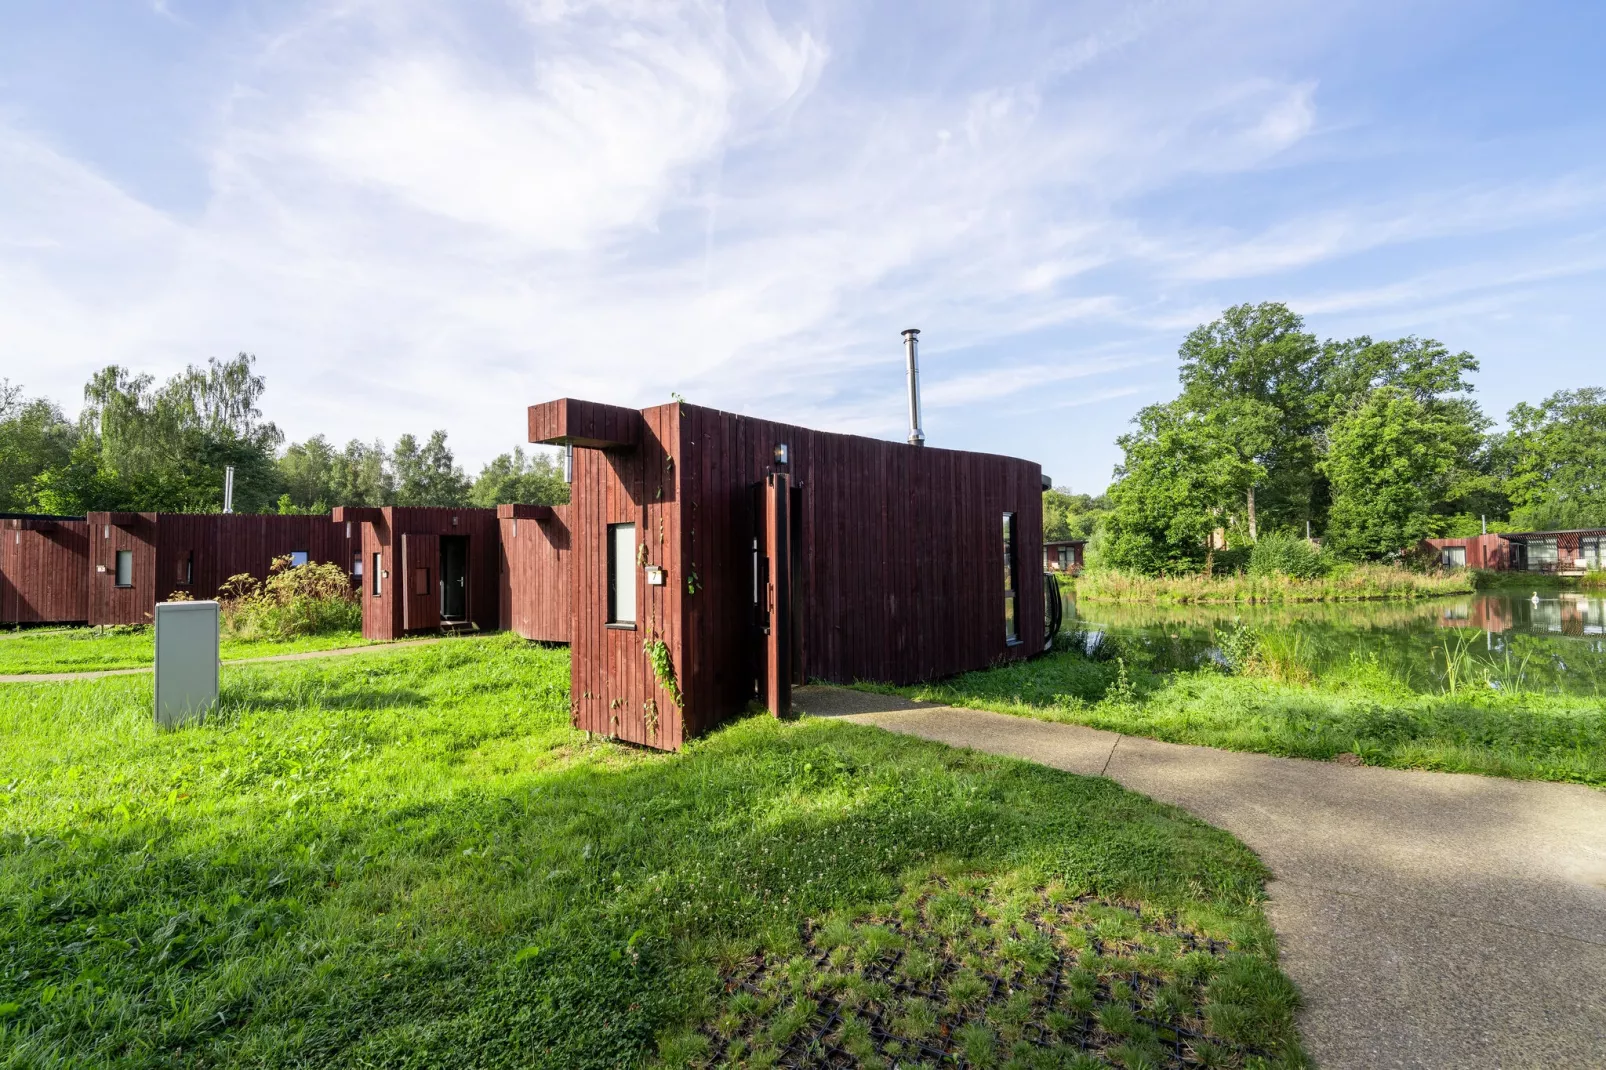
<box><xmin>1</xmin><ymin>0</ymin><xmax>1602</xmax><ymax>489</ymax></box>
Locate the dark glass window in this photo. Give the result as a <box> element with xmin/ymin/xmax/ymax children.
<box><xmin>1003</xmin><ymin>513</ymin><xmax>1020</xmax><ymax>644</ymax></box>
<box><xmin>176</xmin><ymin>550</ymin><xmax>193</xmax><ymax>585</ymax></box>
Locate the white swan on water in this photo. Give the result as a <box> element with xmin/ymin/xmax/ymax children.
<box><xmin>1532</xmin><ymin>592</ymin><xmax>1541</xmax><ymax>605</ymax></box>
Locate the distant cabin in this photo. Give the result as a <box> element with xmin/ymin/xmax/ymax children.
<box><xmin>1044</xmin><ymin>539</ymin><xmax>1085</xmax><ymax>574</ymax></box>
<box><xmin>1422</xmin><ymin>529</ymin><xmax>1605</xmax><ymax>575</ymax></box>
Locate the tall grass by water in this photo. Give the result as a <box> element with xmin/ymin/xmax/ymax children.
<box><xmin>1076</xmin><ymin>565</ymin><xmax>1474</xmax><ymax>604</ymax></box>
<box><xmin>865</xmin><ymin>620</ymin><xmax>1606</xmax><ymax>786</ymax></box>
<box><xmin>0</xmin><ymin>636</ymin><xmax>1305</xmax><ymax>1067</ymax></box>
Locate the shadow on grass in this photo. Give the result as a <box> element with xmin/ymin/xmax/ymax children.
<box><xmin>0</xmin><ymin>713</ymin><xmax>1303</xmax><ymax>1069</ymax></box>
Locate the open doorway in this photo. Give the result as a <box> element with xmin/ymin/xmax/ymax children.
<box><xmin>440</xmin><ymin>536</ymin><xmax>468</xmax><ymax>622</ymax></box>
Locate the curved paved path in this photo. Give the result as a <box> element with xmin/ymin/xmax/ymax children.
<box><xmin>795</xmin><ymin>686</ymin><xmax>1606</xmax><ymax>1069</ymax></box>
<box><xmin>0</xmin><ymin>638</ymin><xmax>443</xmax><ymax>683</ymax></box>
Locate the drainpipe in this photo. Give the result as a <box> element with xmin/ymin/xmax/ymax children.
<box><xmin>903</xmin><ymin>328</ymin><xmax>925</xmax><ymax>447</ymax></box>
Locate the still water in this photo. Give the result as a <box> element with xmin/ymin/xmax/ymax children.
<box><xmin>1060</xmin><ymin>588</ymin><xmax>1606</xmax><ymax>698</ymax></box>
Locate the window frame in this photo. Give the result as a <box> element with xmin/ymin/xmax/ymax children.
<box><xmin>288</xmin><ymin>550</ymin><xmax>310</xmax><ymax>568</ymax></box>
<box><xmin>114</xmin><ymin>549</ymin><xmax>133</xmax><ymax>589</ymax></box>
<box><xmin>372</xmin><ymin>552</ymin><xmax>383</xmax><ymax>597</ymax></box>
<box><xmin>1003</xmin><ymin>512</ymin><xmax>1021</xmax><ymax>645</ymax></box>
<box><xmin>607</xmin><ymin>522</ymin><xmax>638</xmax><ymax>629</ymax></box>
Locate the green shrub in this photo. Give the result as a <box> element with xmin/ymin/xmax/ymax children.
<box><xmin>218</xmin><ymin>555</ymin><xmax>361</xmax><ymax>639</ymax></box>
<box><xmin>1247</xmin><ymin>532</ymin><xmax>1326</xmax><ymax>579</ymax></box>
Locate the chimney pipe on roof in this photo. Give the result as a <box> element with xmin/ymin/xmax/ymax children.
<box><xmin>903</xmin><ymin>328</ymin><xmax>925</xmax><ymax>447</ymax></box>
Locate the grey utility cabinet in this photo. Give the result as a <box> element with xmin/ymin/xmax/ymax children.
<box><xmin>154</xmin><ymin>600</ymin><xmax>220</xmax><ymax>728</ymax></box>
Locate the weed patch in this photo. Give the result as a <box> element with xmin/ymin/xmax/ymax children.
<box><xmin>678</xmin><ymin>873</ymin><xmax>1301</xmax><ymax>1069</ymax></box>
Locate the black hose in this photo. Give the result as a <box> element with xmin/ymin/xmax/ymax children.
<box><xmin>1043</xmin><ymin>572</ymin><xmax>1063</xmax><ymax>651</ymax></box>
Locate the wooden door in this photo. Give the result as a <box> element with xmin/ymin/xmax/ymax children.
<box><xmin>763</xmin><ymin>473</ymin><xmax>791</xmax><ymax>717</ymax></box>
<box><xmin>402</xmin><ymin>532</ymin><xmax>440</xmax><ymax>632</ymax></box>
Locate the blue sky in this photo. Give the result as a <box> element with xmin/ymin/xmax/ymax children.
<box><xmin>2</xmin><ymin>1</ymin><xmax>1603</xmax><ymax>492</ymax></box>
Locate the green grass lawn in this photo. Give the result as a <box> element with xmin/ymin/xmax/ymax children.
<box><xmin>861</xmin><ymin>639</ymin><xmax>1606</xmax><ymax>786</ymax></box>
<box><xmin>0</xmin><ymin>636</ymin><xmax>1305</xmax><ymax>1068</ymax></box>
<box><xmin>0</xmin><ymin>627</ymin><xmax>373</xmax><ymax>675</ymax></box>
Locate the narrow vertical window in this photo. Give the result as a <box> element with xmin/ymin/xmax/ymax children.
<box><xmin>372</xmin><ymin>552</ymin><xmax>383</xmax><ymax>596</ymax></box>
<box><xmin>1003</xmin><ymin>512</ymin><xmax>1020</xmax><ymax>644</ymax></box>
<box><xmin>115</xmin><ymin>549</ymin><xmax>133</xmax><ymax>588</ymax></box>
<box><xmin>176</xmin><ymin>550</ymin><xmax>194</xmax><ymax>586</ymax></box>
<box><xmin>608</xmin><ymin>523</ymin><xmax>637</xmax><ymax>627</ymax></box>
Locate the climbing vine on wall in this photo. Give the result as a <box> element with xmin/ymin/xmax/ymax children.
<box><xmin>644</xmin><ymin>636</ymin><xmax>684</xmax><ymax>708</ymax></box>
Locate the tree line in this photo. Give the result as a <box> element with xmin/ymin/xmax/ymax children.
<box><xmin>1094</xmin><ymin>302</ymin><xmax>1606</xmax><ymax>574</ymax></box>
<box><xmin>0</xmin><ymin>355</ymin><xmax>568</xmax><ymax>515</ymax></box>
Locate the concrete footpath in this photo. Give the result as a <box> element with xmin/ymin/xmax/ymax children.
<box><xmin>0</xmin><ymin>638</ymin><xmax>443</xmax><ymax>683</ymax></box>
<box><xmin>794</xmin><ymin>686</ymin><xmax>1606</xmax><ymax>1069</ymax></box>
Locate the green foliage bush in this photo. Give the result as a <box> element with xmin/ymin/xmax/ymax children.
<box><xmin>217</xmin><ymin>556</ymin><xmax>360</xmax><ymax>639</ymax></box>
<box><xmin>1247</xmin><ymin>532</ymin><xmax>1326</xmax><ymax>579</ymax></box>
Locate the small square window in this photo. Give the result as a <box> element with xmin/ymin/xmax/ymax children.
<box><xmin>288</xmin><ymin>550</ymin><xmax>310</xmax><ymax>568</ymax></box>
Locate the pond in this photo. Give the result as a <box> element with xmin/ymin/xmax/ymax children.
<box><xmin>1061</xmin><ymin>588</ymin><xmax>1606</xmax><ymax>698</ymax></box>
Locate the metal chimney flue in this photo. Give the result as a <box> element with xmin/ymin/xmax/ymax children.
<box><xmin>222</xmin><ymin>465</ymin><xmax>235</xmax><ymax>514</ymax></box>
<box><xmin>903</xmin><ymin>328</ymin><xmax>925</xmax><ymax>447</ymax></box>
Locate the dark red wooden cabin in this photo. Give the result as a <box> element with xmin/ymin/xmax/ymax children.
<box><xmin>0</xmin><ymin>514</ymin><xmax>90</xmax><ymax>624</ymax></box>
<box><xmin>82</xmin><ymin>512</ymin><xmax>362</xmax><ymax>626</ymax></box>
<box><xmin>498</xmin><ymin>504</ymin><xmax>571</xmax><ymax>643</ymax></box>
<box><xmin>333</xmin><ymin>507</ymin><xmax>500</xmax><ymax>640</ymax></box>
<box><xmin>529</xmin><ymin>397</ymin><xmax>1045</xmax><ymax>751</ymax></box>
<box><xmin>1044</xmin><ymin>539</ymin><xmax>1085</xmax><ymax>574</ymax></box>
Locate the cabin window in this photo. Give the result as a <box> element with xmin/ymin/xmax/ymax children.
<box><xmin>372</xmin><ymin>552</ymin><xmax>383</xmax><ymax>596</ymax></box>
<box><xmin>114</xmin><ymin>550</ymin><xmax>133</xmax><ymax>588</ymax></box>
<box><xmin>607</xmin><ymin>523</ymin><xmax>637</xmax><ymax>627</ymax></box>
<box><xmin>1440</xmin><ymin>546</ymin><xmax>1466</xmax><ymax>568</ymax></box>
<box><xmin>1585</xmin><ymin>537</ymin><xmax>1603</xmax><ymax>571</ymax></box>
<box><xmin>1003</xmin><ymin>512</ymin><xmax>1020</xmax><ymax>644</ymax></box>
<box><xmin>288</xmin><ymin>550</ymin><xmax>310</xmax><ymax>568</ymax></box>
<box><xmin>1528</xmin><ymin>538</ymin><xmax>1559</xmax><ymax>570</ymax></box>
<box><xmin>175</xmin><ymin>550</ymin><xmax>194</xmax><ymax>585</ymax></box>
<box><xmin>352</xmin><ymin>554</ymin><xmax>363</xmax><ymax>578</ymax></box>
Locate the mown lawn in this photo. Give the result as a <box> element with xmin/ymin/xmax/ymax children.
<box><xmin>0</xmin><ymin>636</ymin><xmax>1305</xmax><ymax>1068</ymax></box>
<box><xmin>861</xmin><ymin>639</ymin><xmax>1606</xmax><ymax>786</ymax></box>
<box><xmin>0</xmin><ymin>627</ymin><xmax>372</xmax><ymax>675</ymax></box>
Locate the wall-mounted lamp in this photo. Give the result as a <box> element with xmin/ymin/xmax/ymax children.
<box><xmin>773</xmin><ymin>443</ymin><xmax>790</xmax><ymax>465</ymax></box>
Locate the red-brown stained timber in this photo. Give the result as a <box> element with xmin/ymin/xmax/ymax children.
<box><xmin>345</xmin><ymin>507</ymin><xmax>501</xmax><ymax>640</ymax></box>
<box><xmin>528</xmin><ymin>398</ymin><xmax>643</xmax><ymax>450</ymax></box>
<box><xmin>498</xmin><ymin>505</ymin><xmax>571</xmax><ymax>642</ymax></box>
<box><xmin>80</xmin><ymin>513</ymin><xmax>362</xmax><ymax>626</ymax></box>
<box><xmin>0</xmin><ymin>517</ymin><xmax>90</xmax><ymax>624</ymax></box>
<box><xmin>545</xmin><ymin>398</ymin><xmax>1043</xmax><ymax>752</ymax></box>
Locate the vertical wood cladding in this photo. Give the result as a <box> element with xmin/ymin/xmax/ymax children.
<box><xmin>498</xmin><ymin>505</ymin><xmax>571</xmax><ymax>643</ymax></box>
<box><xmin>86</xmin><ymin>514</ymin><xmax>158</xmax><ymax>626</ymax></box>
<box><xmin>78</xmin><ymin>513</ymin><xmax>361</xmax><ymax>626</ymax></box>
<box><xmin>0</xmin><ymin>519</ymin><xmax>89</xmax><ymax>624</ymax></box>
<box><xmin>566</xmin><ymin>405</ymin><xmax>682</xmax><ymax>749</ymax></box>
<box><xmin>552</xmin><ymin>401</ymin><xmax>1043</xmax><ymax>751</ymax></box>
<box><xmin>351</xmin><ymin>507</ymin><xmax>501</xmax><ymax>640</ymax></box>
